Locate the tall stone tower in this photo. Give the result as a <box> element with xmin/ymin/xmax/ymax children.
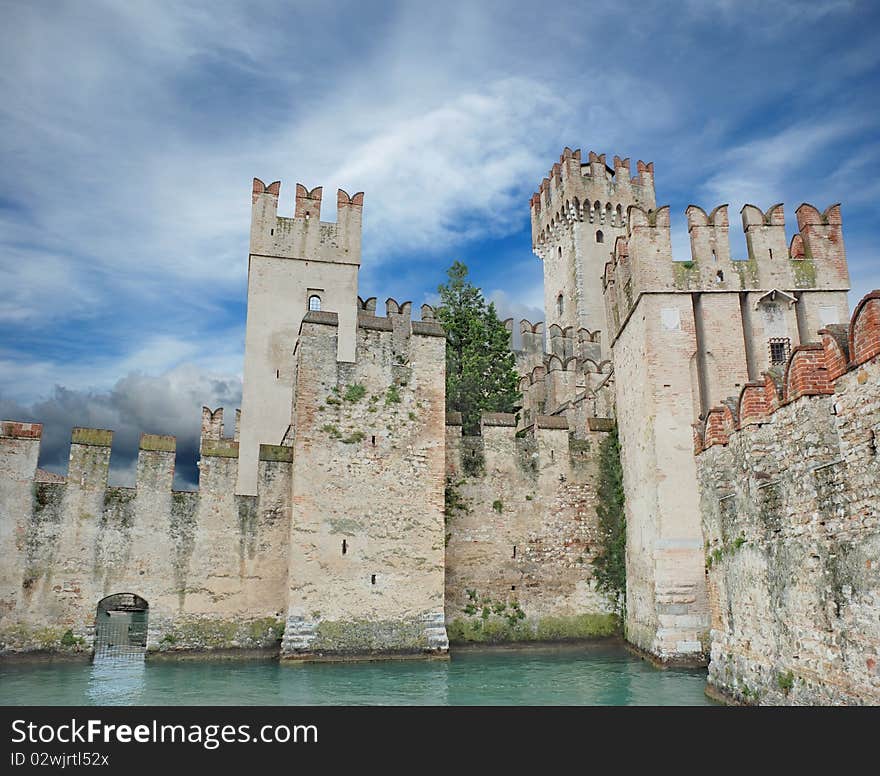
<box><xmin>601</xmin><ymin>198</ymin><xmax>849</xmax><ymax>662</ymax></box>
<box><xmin>530</xmin><ymin>148</ymin><xmax>656</xmax><ymax>357</ymax></box>
<box><xmin>236</xmin><ymin>180</ymin><xmax>363</xmax><ymax>495</ymax></box>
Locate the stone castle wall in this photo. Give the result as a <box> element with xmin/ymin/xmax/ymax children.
<box><xmin>694</xmin><ymin>292</ymin><xmax>880</xmax><ymax>704</ymax></box>
<box><xmin>444</xmin><ymin>413</ymin><xmax>616</xmax><ymax>643</ymax></box>
<box><xmin>281</xmin><ymin>306</ymin><xmax>450</xmax><ymax>658</ymax></box>
<box><xmin>600</xmin><ymin>191</ymin><xmax>850</xmax><ymax>665</ymax></box>
<box><xmin>0</xmin><ymin>421</ymin><xmax>292</xmax><ymax>656</ymax></box>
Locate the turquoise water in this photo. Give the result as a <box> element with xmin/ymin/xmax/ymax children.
<box><xmin>0</xmin><ymin>643</ymin><xmax>713</xmax><ymax>706</ymax></box>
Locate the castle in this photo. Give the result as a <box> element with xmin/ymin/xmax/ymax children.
<box><xmin>1</xmin><ymin>148</ymin><xmax>877</xmax><ymax>704</ymax></box>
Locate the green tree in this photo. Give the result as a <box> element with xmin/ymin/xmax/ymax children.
<box><xmin>593</xmin><ymin>425</ymin><xmax>626</xmax><ymax>621</ymax></box>
<box><xmin>436</xmin><ymin>261</ymin><xmax>520</xmax><ymax>435</ymax></box>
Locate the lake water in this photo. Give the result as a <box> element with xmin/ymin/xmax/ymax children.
<box><xmin>0</xmin><ymin>643</ymin><xmax>714</xmax><ymax>706</ymax></box>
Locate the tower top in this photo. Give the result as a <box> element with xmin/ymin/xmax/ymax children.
<box><xmin>250</xmin><ymin>178</ymin><xmax>364</xmax><ymax>265</ymax></box>
<box><xmin>530</xmin><ymin>147</ymin><xmax>656</xmax><ymax>255</ymax></box>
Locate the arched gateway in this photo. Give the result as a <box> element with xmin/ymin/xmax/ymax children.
<box><xmin>94</xmin><ymin>593</ymin><xmax>149</xmax><ymax>660</ymax></box>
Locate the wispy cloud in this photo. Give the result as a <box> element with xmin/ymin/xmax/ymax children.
<box><xmin>0</xmin><ymin>0</ymin><xmax>877</xmax><ymax>448</ymax></box>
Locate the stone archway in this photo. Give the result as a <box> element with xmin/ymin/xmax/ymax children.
<box><xmin>94</xmin><ymin>593</ymin><xmax>149</xmax><ymax>660</ymax></box>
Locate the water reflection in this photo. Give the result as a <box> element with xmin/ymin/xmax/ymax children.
<box><xmin>87</xmin><ymin>653</ymin><xmax>146</xmax><ymax>705</ymax></box>
<box><xmin>0</xmin><ymin>643</ymin><xmax>714</xmax><ymax>706</ymax></box>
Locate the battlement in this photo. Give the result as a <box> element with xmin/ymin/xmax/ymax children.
<box><xmin>602</xmin><ymin>202</ymin><xmax>851</xmax><ymax>342</ymax></box>
<box><xmin>530</xmin><ymin>147</ymin><xmax>657</xmax><ymax>255</ymax></box>
<box><xmin>0</xmin><ymin>406</ymin><xmax>294</xmax><ymax>496</ymax></box>
<box><xmin>250</xmin><ymin>177</ymin><xmax>363</xmax><ymax>265</ymax></box>
<box><xmin>445</xmin><ymin>409</ymin><xmax>614</xmax><ymax>458</ymax></box>
<box><xmin>296</xmin><ymin>295</ymin><xmax>446</xmax><ymax>337</ymax></box>
<box><xmin>694</xmin><ymin>290</ymin><xmax>880</xmax><ymax>451</ymax></box>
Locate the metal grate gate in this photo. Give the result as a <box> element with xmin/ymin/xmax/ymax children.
<box><xmin>94</xmin><ymin>593</ymin><xmax>148</xmax><ymax>663</ymax></box>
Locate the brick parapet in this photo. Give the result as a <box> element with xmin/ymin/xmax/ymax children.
<box><xmin>696</xmin><ymin>290</ymin><xmax>880</xmax><ymax>450</ymax></box>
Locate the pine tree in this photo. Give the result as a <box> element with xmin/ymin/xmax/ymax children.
<box><xmin>436</xmin><ymin>261</ymin><xmax>520</xmax><ymax>435</ymax></box>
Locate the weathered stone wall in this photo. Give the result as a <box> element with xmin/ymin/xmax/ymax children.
<box><xmin>596</xmin><ymin>182</ymin><xmax>852</xmax><ymax>665</ymax></box>
<box><xmin>610</xmin><ymin>292</ymin><xmax>710</xmax><ymax>662</ymax></box>
<box><xmin>695</xmin><ymin>292</ymin><xmax>880</xmax><ymax>704</ymax></box>
<box><xmin>281</xmin><ymin>307</ymin><xmax>449</xmax><ymax>659</ymax></box>
<box><xmin>444</xmin><ymin>413</ymin><xmax>616</xmax><ymax>643</ymax></box>
<box><xmin>0</xmin><ymin>422</ymin><xmax>292</xmax><ymax>657</ymax></box>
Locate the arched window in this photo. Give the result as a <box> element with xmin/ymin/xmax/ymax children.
<box><xmin>596</xmin><ymin>230</ymin><xmax>604</xmax><ymax>243</ymax></box>
<box><xmin>558</xmin><ymin>246</ymin><xmax>562</xmax><ymax>258</ymax></box>
<box><xmin>557</xmin><ymin>294</ymin><xmax>564</xmax><ymax>316</ymax></box>
<box><xmin>308</xmin><ymin>295</ymin><xmax>321</xmax><ymax>311</ymax></box>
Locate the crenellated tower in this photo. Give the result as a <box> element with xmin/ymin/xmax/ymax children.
<box><xmin>599</xmin><ymin>192</ymin><xmax>850</xmax><ymax>663</ymax></box>
<box><xmin>530</xmin><ymin>148</ymin><xmax>656</xmax><ymax>358</ymax></box>
<box><xmin>237</xmin><ymin>179</ymin><xmax>364</xmax><ymax>495</ymax></box>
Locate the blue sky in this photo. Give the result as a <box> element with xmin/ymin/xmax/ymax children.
<box><xmin>1</xmin><ymin>0</ymin><xmax>878</xmax><ymax>485</ymax></box>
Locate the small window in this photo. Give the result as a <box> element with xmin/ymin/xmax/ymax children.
<box><xmin>715</xmin><ymin>270</ymin><xmax>724</xmax><ymax>283</ymax></box>
<box><xmin>768</xmin><ymin>248</ymin><xmax>773</xmax><ymax>260</ymax></box>
<box><xmin>308</xmin><ymin>295</ymin><xmax>321</xmax><ymax>311</ymax></box>
<box><xmin>512</xmin><ymin>545</ymin><xmax>517</xmax><ymax>559</ymax></box>
<box><xmin>556</xmin><ymin>294</ymin><xmax>564</xmax><ymax>317</ymax></box>
<box><xmin>371</xmin><ymin>574</ymin><xmax>376</xmax><ymax>585</ymax></box>
<box><xmin>342</xmin><ymin>539</ymin><xmax>347</xmax><ymax>555</ymax></box>
<box><xmin>558</xmin><ymin>246</ymin><xmax>562</xmax><ymax>258</ymax></box>
<box><xmin>711</xmin><ymin>249</ymin><xmax>717</xmax><ymax>263</ymax></box>
<box><xmin>596</xmin><ymin>230</ymin><xmax>604</xmax><ymax>243</ymax></box>
<box><xmin>270</xmin><ymin>228</ymin><xmax>274</xmax><ymax>236</ymax></box>
<box><xmin>769</xmin><ymin>337</ymin><xmax>790</xmax><ymax>365</ymax></box>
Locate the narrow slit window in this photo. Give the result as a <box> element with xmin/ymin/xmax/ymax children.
<box><xmin>276</xmin><ymin>369</ymin><xmax>280</xmax><ymax>379</ymax></box>
<box><xmin>270</xmin><ymin>228</ymin><xmax>274</xmax><ymax>236</ymax></box>
<box><xmin>557</xmin><ymin>294</ymin><xmax>564</xmax><ymax>317</ymax></box>
<box><xmin>342</xmin><ymin>539</ymin><xmax>347</xmax><ymax>555</ymax></box>
<box><xmin>371</xmin><ymin>435</ymin><xmax>376</xmax><ymax>446</ymax></box>
<box><xmin>512</xmin><ymin>545</ymin><xmax>517</xmax><ymax>559</ymax></box>
<box><xmin>371</xmin><ymin>574</ymin><xmax>376</xmax><ymax>585</ymax></box>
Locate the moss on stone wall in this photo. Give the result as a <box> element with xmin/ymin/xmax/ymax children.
<box><xmin>732</xmin><ymin>256</ymin><xmax>760</xmax><ymax>288</ymax></box>
<box><xmin>0</xmin><ymin>624</ymin><xmax>90</xmax><ymax>655</ymax></box>
<box><xmin>461</xmin><ymin>437</ymin><xmax>485</xmax><ymax>477</ymax></box>
<box><xmin>200</xmin><ymin>439</ymin><xmax>239</xmax><ymax>458</ymax></box>
<box><xmin>152</xmin><ymin>617</ymin><xmax>285</xmax><ymax>653</ymax></box>
<box><xmin>312</xmin><ymin>618</ymin><xmax>429</xmax><ymax>653</ymax></box>
<box><xmin>258</xmin><ymin>444</ymin><xmax>294</xmax><ymax>462</ymax></box>
<box><xmin>71</xmin><ymin>428</ymin><xmax>112</xmax><ymax>447</ymax></box>
<box><xmin>237</xmin><ymin>496</ymin><xmax>259</xmax><ymax>560</ymax></box>
<box><xmin>673</xmin><ymin>261</ymin><xmax>699</xmax><ymax>290</ymax></box>
<box><xmin>140</xmin><ymin>435</ymin><xmax>176</xmax><ymax>452</ymax></box>
<box><xmin>447</xmin><ymin>613</ymin><xmax>619</xmax><ymax>644</ymax></box>
<box><xmin>791</xmin><ymin>257</ymin><xmax>817</xmax><ymax>288</ymax></box>
<box><xmin>169</xmin><ymin>491</ymin><xmax>198</xmax><ymax>599</ymax></box>
<box><xmin>102</xmin><ymin>487</ymin><xmax>136</xmax><ymax>529</ymax></box>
